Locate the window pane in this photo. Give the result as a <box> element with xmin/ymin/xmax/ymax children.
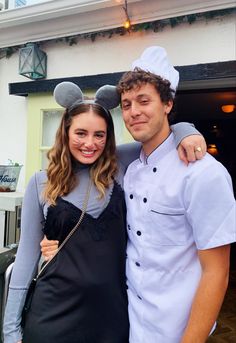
<box><xmin>42</xmin><ymin>110</ymin><xmax>63</xmax><ymax>147</ymax></box>
<box><xmin>111</xmin><ymin>108</ymin><xmax>123</xmax><ymax>145</ymax></box>
<box><xmin>41</xmin><ymin>150</ymin><xmax>49</xmax><ymax>170</ymax></box>
<box><xmin>111</xmin><ymin>107</ymin><xmax>133</xmax><ymax>144</ymax></box>
<box><xmin>15</xmin><ymin>0</ymin><xmax>26</xmax><ymax>7</ymax></box>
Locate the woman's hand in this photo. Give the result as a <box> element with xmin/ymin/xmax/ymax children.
<box><xmin>40</xmin><ymin>236</ymin><xmax>59</xmax><ymax>261</ymax></box>
<box><xmin>178</xmin><ymin>135</ymin><xmax>207</xmax><ymax>165</ymax></box>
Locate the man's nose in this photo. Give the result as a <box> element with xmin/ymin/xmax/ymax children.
<box><xmin>130</xmin><ymin>103</ymin><xmax>141</xmax><ymax>117</ymax></box>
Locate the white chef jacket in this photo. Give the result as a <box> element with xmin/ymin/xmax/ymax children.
<box><xmin>124</xmin><ymin>133</ymin><xmax>236</xmax><ymax>343</ymax></box>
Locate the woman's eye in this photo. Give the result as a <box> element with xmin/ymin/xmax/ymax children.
<box><xmin>95</xmin><ymin>133</ymin><xmax>105</xmax><ymax>139</ymax></box>
<box><xmin>77</xmin><ymin>132</ymin><xmax>86</xmax><ymax>137</ymax></box>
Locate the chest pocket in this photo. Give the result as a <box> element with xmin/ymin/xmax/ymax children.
<box><xmin>148</xmin><ymin>203</ymin><xmax>188</xmax><ymax>246</ymax></box>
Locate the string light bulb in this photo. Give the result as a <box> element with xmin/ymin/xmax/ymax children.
<box><xmin>124</xmin><ymin>19</ymin><xmax>131</xmax><ymax>29</ymax></box>
<box><xmin>122</xmin><ymin>0</ymin><xmax>131</xmax><ymax>30</ymax></box>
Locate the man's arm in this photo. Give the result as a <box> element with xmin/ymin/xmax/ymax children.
<box><xmin>40</xmin><ymin>236</ymin><xmax>59</xmax><ymax>261</ymax></box>
<box><xmin>171</xmin><ymin>122</ymin><xmax>206</xmax><ymax>165</ymax></box>
<box><xmin>181</xmin><ymin>244</ymin><xmax>230</xmax><ymax>343</ymax></box>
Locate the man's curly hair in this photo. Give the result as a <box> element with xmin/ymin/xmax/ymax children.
<box><xmin>117</xmin><ymin>68</ymin><xmax>176</xmax><ymax>122</ymax></box>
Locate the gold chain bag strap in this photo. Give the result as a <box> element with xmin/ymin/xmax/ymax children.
<box><xmin>21</xmin><ymin>179</ymin><xmax>92</xmax><ymax>327</ymax></box>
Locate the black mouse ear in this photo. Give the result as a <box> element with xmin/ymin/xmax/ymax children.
<box><xmin>95</xmin><ymin>85</ymin><xmax>120</xmax><ymax>110</ymax></box>
<box><xmin>53</xmin><ymin>82</ymin><xmax>84</xmax><ymax>109</ymax></box>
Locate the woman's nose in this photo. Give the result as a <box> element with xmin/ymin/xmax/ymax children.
<box><xmin>83</xmin><ymin>136</ymin><xmax>95</xmax><ymax>147</ymax></box>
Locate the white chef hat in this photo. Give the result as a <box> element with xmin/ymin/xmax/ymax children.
<box><xmin>131</xmin><ymin>46</ymin><xmax>179</xmax><ymax>92</ymax></box>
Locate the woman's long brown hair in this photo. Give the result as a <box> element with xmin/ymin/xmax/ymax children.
<box><xmin>43</xmin><ymin>103</ymin><xmax>118</xmax><ymax>205</ymax></box>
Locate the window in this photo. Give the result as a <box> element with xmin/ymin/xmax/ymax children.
<box><xmin>111</xmin><ymin>107</ymin><xmax>133</xmax><ymax>145</ymax></box>
<box><xmin>15</xmin><ymin>0</ymin><xmax>26</xmax><ymax>7</ymax></box>
<box><xmin>40</xmin><ymin>109</ymin><xmax>63</xmax><ymax>169</ymax></box>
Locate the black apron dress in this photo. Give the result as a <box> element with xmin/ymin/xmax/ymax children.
<box><xmin>23</xmin><ymin>182</ymin><xmax>129</xmax><ymax>343</ymax></box>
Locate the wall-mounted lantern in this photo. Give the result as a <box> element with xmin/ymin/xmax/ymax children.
<box><xmin>19</xmin><ymin>43</ymin><xmax>47</xmax><ymax>80</ymax></box>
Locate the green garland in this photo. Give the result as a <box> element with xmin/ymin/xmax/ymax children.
<box><xmin>0</xmin><ymin>8</ymin><xmax>235</xmax><ymax>59</ymax></box>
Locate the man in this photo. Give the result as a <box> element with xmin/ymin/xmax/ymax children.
<box><xmin>117</xmin><ymin>46</ymin><xmax>236</xmax><ymax>343</ymax></box>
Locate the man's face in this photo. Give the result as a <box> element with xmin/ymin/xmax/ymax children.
<box><xmin>121</xmin><ymin>83</ymin><xmax>173</xmax><ymax>155</ymax></box>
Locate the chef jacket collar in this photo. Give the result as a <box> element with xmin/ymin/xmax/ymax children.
<box><xmin>139</xmin><ymin>132</ymin><xmax>174</xmax><ymax>165</ymax></box>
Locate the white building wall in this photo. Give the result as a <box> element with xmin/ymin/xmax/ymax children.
<box><xmin>0</xmin><ymin>13</ymin><xmax>235</xmax><ymax>191</ymax></box>
<box><xmin>0</xmin><ymin>53</ymin><xmax>27</xmax><ymax>191</ymax></box>
<box><xmin>46</xmin><ymin>14</ymin><xmax>236</xmax><ymax>78</ymax></box>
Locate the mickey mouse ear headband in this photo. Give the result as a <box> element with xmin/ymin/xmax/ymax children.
<box><xmin>53</xmin><ymin>81</ymin><xmax>120</xmax><ymax>113</ymax></box>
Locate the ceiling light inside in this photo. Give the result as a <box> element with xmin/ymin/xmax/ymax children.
<box><xmin>221</xmin><ymin>104</ymin><xmax>235</xmax><ymax>113</ymax></box>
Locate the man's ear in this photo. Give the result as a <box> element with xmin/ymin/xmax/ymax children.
<box><xmin>165</xmin><ymin>100</ymin><xmax>173</xmax><ymax>114</ymax></box>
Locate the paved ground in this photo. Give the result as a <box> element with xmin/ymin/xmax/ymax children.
<box><xmin>207</xmin><ymin>246</ymin><xmax>236</xmax><ymax>342</ymax></box>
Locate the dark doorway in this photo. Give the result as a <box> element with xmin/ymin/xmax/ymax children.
<box><xmin>175</xmin><ymin>87</ymin><xmax>236</xmax><ymax>193</ymax></box>
<box><xmin>175</xmin><ymin>85</ymin><xmax>236</xmax><ymax>342</ymax></box>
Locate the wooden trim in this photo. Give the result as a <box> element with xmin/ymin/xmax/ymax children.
<box><xmin>9</xmin><ymin>61</ymin><xmax>236</xmax><ymax>96</ymax></box>
<box><xmin>9</xmin><ymin>72</ymin><xmax>124</xmax><ymax>97</ymax></box>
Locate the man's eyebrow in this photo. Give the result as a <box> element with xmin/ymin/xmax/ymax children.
<box><xmin>121</xmin><ymin>93</ymin><xmax>150</xmax><ymax>104</ymax></box>
<box><xmin>122</xmin><ymin>93</ymin><xmax>149</xmax><ymax>100</ymax></box>
<box><xmin>137</xmin><ymin>93</ymin><xmax>150</xmax><ymax>99</ymax></box>
<box><xmin>121</xmin><ymin>97</ymin><xmax>130</xmax><ymax>102</ymax></box>
<box><xmin>121</xmin><ymin>99</ymin><xmax>130</xmax><ymax>106</ymax></box>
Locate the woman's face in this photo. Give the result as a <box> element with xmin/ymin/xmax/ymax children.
<box><xmin>68</xmin><ymin>110</ymin><xmax>107</xmax><ymax>165</ymax></box>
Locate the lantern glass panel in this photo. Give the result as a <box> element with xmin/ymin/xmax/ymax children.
<box><xmin>19</xmin><ymin>44</ymin><xmax>47</xmax><ymax>80</ymax></box>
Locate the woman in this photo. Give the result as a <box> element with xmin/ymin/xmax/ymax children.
<box><xmin>3</xmin><ymin>81</ymin><xmax>205</xmax><ymax>343</ymax></box>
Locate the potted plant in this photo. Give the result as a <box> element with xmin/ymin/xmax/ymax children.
<box><xmin>0</xmin><ymin>160</ymin><xmax>23</xmax><ymax>192</ymax></box>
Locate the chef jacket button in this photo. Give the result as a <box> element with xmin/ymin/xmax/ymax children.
<box><xmin>136</xmin><ymin>230</ymin><xmax>142</xmax><ymax>236</ymax></box>
<box><xmin>128</xmin><ymin>224</ymin><xmax>131</xmax><ymax>230</ymax></box>
<box><xmin>153</xmin><ymin>167</ymin><xmax>157</xmax><ymax>172</ymax></box>
<box><xmin>135</xmin><ymin>262</ymin><xmax>140</xmax><ymax>267</ymax></box>
<box><xmin>137</xmin><ymin>295</ymin><xmax>142</xmax><ymax>300</ymax></box>
<box><xmin>130</xmin><ymin>194</ymin><xmax>133</xmax><ymax>199</ymax></box>
<box><xmin>143</xmin><ymin>198</ymin><xmax>147</xmax><ymax>203</ymax></box>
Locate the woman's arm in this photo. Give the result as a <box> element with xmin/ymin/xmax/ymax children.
<box><xmin>3</xmin><ymin>173</ymin><xmax>45</xmax><ymax>343</ymax></box>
